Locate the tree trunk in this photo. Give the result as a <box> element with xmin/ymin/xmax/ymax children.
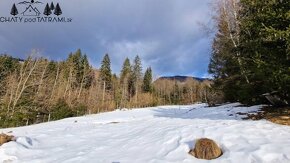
<box><xmin>49</xmin><ymin>63</ymin><xmax>59</xmax><ymax>103</ymax></box>
<box><xmin>135</xmin><ymin>81</ymin><xmax>138</xmax><ymax>104</ymax></box>
<box><xmin>12</xmin><ymin>59</ymin><xmax>38</xmax><ymax>113</ymax></box>
<box><xmin>48</xmin><ymin>113</ymin><xmax>51</xmax><ymax>122</ymax></box>
<box><xmin>190</xmin><ymin>87</ymin><xmax>194</xmax><ymax>103</ymax></box>
<box><xmin>222</xmin><ymin>0</ymin><xmax>250</xmax><ymax>84</ymax></box>
<box><xmin>64</xmin><ymin>68</ymin><xmax>72</xmax><ymax>98</ymax></box>
<box><xmin>102</xmin><ymin>81</ymin><xmax>106</xmax><ymax>111</ymax></box>
<box><xmin>77</xmin><ymin>68</ymin><xmax>86</xmax><ymax>100</ymax></box>
<box><xmin>36</xmin><ymin>61</ymin><xmax>48</xmax><ymax>95</ymax></box>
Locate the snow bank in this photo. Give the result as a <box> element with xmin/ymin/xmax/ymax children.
<box><xmin>1</xmin><ymin>103</ymin><xmax>290</xmax><ymax>163</ymax></box>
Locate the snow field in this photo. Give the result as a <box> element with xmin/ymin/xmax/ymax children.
<box><xmin>1</xmin><ymin>103</ymin><xmax>290</xmax><ymax>163</ymax></box>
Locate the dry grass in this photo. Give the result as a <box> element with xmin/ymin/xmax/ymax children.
<box><xmin>242</xmin><ymin>106</ymin><xmax>290</xmax><ymax>126</ymax></box>
<box><xmin>263</xmin><ymin>107</ymin><xmax>290</xmax><ymax>126</ymax></box>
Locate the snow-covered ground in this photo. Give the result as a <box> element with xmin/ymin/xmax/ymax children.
<box><xmin>1</xmin><ymin>103</ymin><xmax>290</xmax><ymax>163</ymax></box>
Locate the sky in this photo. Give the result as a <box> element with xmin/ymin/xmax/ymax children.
<box><xmin>0</xmin><ymin>0</ymin><xmax>214</xmax><ymax>78</ymax></box>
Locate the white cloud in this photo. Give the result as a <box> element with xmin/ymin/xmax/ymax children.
<box><xmin>0</xmin><ymin>0</ymin><xmax>213</xmax><ymax>77</ymax></box>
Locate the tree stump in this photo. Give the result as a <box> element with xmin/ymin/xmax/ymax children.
<box><xmin>189</xmin><ymin>138</ymin><xmax>222</xmax><ymax>160</ymax></box>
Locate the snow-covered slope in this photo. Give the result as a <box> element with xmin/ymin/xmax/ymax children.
<box><xmin>1</xmin><ymin>103</ymin><xmax>290</xmax><ymax>163</ymax></box>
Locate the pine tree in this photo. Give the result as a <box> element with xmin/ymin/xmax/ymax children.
<box><xmin>100</xmin><ymin>54</ymin><xmax>112</xmax><ymax>90</ymax></box>
<box><xmin>54</xmin><ymin>3</ymin><xmax>62</xmax><ymax>16</ymax></box>
<box><xmin>10</xmin><ymin>4</ymin><xmax>18</xmax><ymax>16</ymax></box>
<box><xmin>43</xmin><ymin>3</ymin><xmax>51</xmax><ymax>16</ymax></box>
<box><xmin>142</xmin><ymin>67</ymin><xmax>152</xmax><ymax>93</ymax></box>
<box><xmin>50</xmin><ymin>2</ymin><xmax>55</xmax><ymax>10</ymax></box>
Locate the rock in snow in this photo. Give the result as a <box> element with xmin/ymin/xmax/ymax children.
<box><xmin>189</xmin><ymin>138</ymin><xmax>222</xmax><ymax>160</ymax></box>
<box><xmin>0</xmin><ymin>134</ymin><xmax>14</xmax><ymax>146</ymax></box>
<box><xmin>0</xmin><ymin>103</ymin><xmax>290</xmax><ymax>163</ymax></box>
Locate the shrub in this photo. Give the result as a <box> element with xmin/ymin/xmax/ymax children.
<box><xmin>51</xmin><ymin>99</ymin><xmax>75</xmax><ymax>120</ymax></box>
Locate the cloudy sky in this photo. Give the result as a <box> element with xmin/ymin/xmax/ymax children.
<box><xmin>0</xmin><ymin>0</ymin><xmax>213</xmax><ymax>78</ymax></box>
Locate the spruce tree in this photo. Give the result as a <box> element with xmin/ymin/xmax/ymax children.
<box><xmin>133</xmin><ymin>55</ymin><xmax>142</xmax><ymax>81</ymax></box>
<box><xmin>142</xmin><ymin>67</ymin><xmax>152</xmax><ymax>93</ymax></box>
<box><xmin>120</xmin><ymin>58</ymin><xmax>131</xmax><ymax>84</ymax></box>
<box><xmin>172</xmin><ymin>81</ymin><xmax>180</xmax><ymax>104</ymax></box>
<box><xmin>239</xmin><ymin>0</ymin><xmax>290</xmax><ymax>104</ymax></box>
<box><xmin>128</xmin><ymin>55</ymin><xmax>142</xmax><ymax>97</ymax></box>
<box><xmin>209</xmin><ymin>0</ymin><xmax>290</xmax><ymax>104</ymax></box>
<box><xmin>43</xmin><ymin>3</ymin><xmax>51</xmax><ymax>16</ymax></box>
<box><xmin>64</xmin><ymin>49</ymin><xmax>93</xmax><ymax>89</ymax></box>
<box><xmin>128</xmin><ymin>68</ymin><xmax>135</xmax><ymax>97</ymax></box>
<box><xmin>112</xmin><ymin>73</ymin><xmax>122</xmax><ymax>108</ymax></box>
<box><xmin>0</xmin><ymin>55</ymin><xmax>20</xmax><ymax>96</ymax></box>
<box><xmin>54</xmin><ymin>3</ymin><xmax>62</xmax><ymax>16</ymax></box>
<box><xmin>80</xmin><ymin>54</ymin><xmax>92</xmax><ymax>88</ymax></box>
<box><xmin>100</xmin><ymin>54</ymin><xmax>112</xmax><ymax>90</ymax></box>
<box><xmin>208</xmin><ymin>0</ymin><xmax>247</xmax><ymax>103</ymax></box>
<box><xmin>74</xmin><ymin>49</ymin><xmax>83</xmax><ymax>84</ymax></box>
<box><xmin>10</xmin><ymin>4</ymin><xmax>18</xmax><ymax>16</ymax></box>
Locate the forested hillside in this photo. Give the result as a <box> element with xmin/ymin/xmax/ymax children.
<box><xmin>209</xmin><ymin>0</ymin><xmax>290</xmax><ymax>105</ymax></box>
<box><xmin>1</xmin><ymin>0</ymin><xmax>289</xmax><ymax>128</ymax></box>
<box><xmin>154</xmin><ymin>76</ymin><xmax>211</xmax><ymax>104</ymax></box>
<box><xmin>0</xmin><ymin>51</ymin><xmax>210</xmax><ymax>127</ymax></box>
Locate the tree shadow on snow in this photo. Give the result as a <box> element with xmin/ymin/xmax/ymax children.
<box><xmin>151</xmin><ymin>103</ymin><xmax>261</xmax><ymax>121</ymax></box>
